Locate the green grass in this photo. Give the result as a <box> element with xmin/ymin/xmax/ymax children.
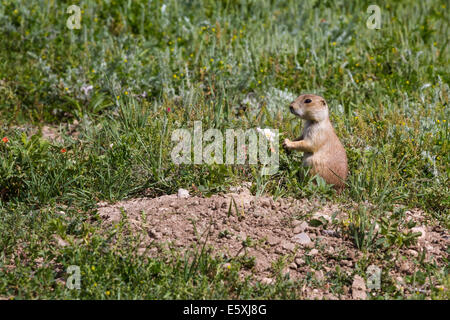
<box><xmin>0</xmin><ymin>0</ymin><xmax>448</xmax><ymax>299</ymax></box>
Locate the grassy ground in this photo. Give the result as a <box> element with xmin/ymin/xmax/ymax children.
<box><xmin>0</xmin><ymin>0</ymin><xmax>448</xmax><ymax>299</ymax></box>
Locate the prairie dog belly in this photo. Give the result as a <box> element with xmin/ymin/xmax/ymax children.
<box><xmin>302</xmin><ymin>153</ymin><xmax>314</xmax><ymax>167</ymax></box>
<box><xmin>302</xmin><ymin>151</ymin><xmax>330</xmax><ymax>176</ymax></box>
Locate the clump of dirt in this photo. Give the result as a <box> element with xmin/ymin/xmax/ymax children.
<box><xmin>97</xmin><ymin>187</ymin><xmax>448</xmax><ymax>299</ymax></box>
<box><xmin>10</xmin><ymin>121</ymin><xmax>80</xmax><ymax>143</ymax></box>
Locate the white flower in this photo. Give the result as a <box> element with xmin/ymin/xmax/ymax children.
<box><xmin>257</xmin><ymin>128</ymin><xmax>277</xmax><ymax>143</ymax></box>
<box><xmin>81</xmin><ymin>85</ymin><xmax>93</xmax><ymax>96</ymax></box>
<box><xmin>161</xmin><ymin>4</ymin><xmax>167</xmax><ymax>13</ymax></box>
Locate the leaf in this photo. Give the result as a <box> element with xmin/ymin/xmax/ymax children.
<box><xmin>309</xmin><ymin>216</ymin><xmax>328</xmax><ymax>227</ymax></box>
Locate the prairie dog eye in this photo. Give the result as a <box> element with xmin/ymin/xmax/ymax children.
<box><xmin>304</xmin><ymin>99</ymin><xmax>312</xmax><ymax>103</ymax></box>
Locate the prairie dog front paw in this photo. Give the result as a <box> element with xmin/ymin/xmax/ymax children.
<box><xmin>282</xmin><ymin>138</ymin><xmax>293</xmax><ymax>149</ymax></box>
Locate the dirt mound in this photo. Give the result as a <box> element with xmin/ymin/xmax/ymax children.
<box><xmin>97</xmin><ymin>187</ymin><xmax>448</xmax><ymax>299</ymax></box>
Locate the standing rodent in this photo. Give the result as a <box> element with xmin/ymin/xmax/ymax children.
<box><xmin>282</xmin><ymin>94</ymin><xmax>348</xmax><ymax>190</ymax></box>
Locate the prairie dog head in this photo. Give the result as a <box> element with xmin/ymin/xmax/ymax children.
<box><xmin>289</xmin><ymin>94</ymin><xmax>329</xmax><ymax>122</ymax></box>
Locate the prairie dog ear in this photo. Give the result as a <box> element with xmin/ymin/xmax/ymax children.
<box><xmin>321</xmin><ymin>99</ymin><xmax>327</xmax><ymax>106</ymax></box>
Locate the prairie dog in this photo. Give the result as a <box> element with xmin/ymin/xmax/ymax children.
<box><xmin>283</xmin><ymin>94</ymin><xmax>348</xmax><ymax>189</ymax></box>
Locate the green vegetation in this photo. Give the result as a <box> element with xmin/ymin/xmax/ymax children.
<box><xmin>0</xmin><ymin>0</ymin><xmax>448</xmax><ymax>299</ymax></box>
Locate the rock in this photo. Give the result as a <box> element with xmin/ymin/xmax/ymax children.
<box><xmin>295</xmin><ymin>257</ymin><xmax>305</xmax><ymax>266</ymax></box>
<box><xmin>292</xmin><ymin>220</ymin><xmax>302</xmax><ymax>227</ymax></box>
<box><xmin>231</xmin><ymin>185</ymin><xmax>248</xmax><ymax>195</ymax></box>
<box><xmin>148</xmin><ymin>229</ymin><xmax>162</xmax><ymax>239</ymax></box>
<box><xmin>54</xmin><ymin>235</ymin><xmax>68</xmax><ymax>247</ymax></box>
<box><xmin>177</xmin><ymin>188</ymin><xmax>190</xmax><ymax>198</ymax></box>
<box><xmin>322</xmin><ymin>229</ymin><xmax>339</xmax><ymax>237</ymax></box>
<box><xmin>324</xmin><ymin>266</ymin><xmax>332</xmax><ymax>272</ymax></box>
<box><xmin>407</xmin><ymin>249</ymin><xmax>418</xmax><ymax>257</ymax></box>
<box><xmin>282</xmin><ymin>241</ymin><xmax>295</xmax><ymax>252</ymax></box>
<box><xmin>351</xmin><ymin>275</ymin><xmax>367</xmax><ymax>300</ymax></box>
<box><xmin>261</xmin><ymin>277</ymin><xmax>273</xmax><ymax>285</ymax></box>
<box><xmin>266</xmin><ymin>235</ymin><xmax>281</xmax><ymax>246</ymax></box>
<box><xmin>310</xmin><ymin>289</ymin><xmax>323</xmax><ymax>300</ymax></box>
<box><xmin>260</xmin><ymin>199</ymin><xmax>271</xmax><ymax>208</ymax></box>
<box><xmin>292</xmin><ymin>232</ymin><xmax>312</xmax><ymax>247</ymax></box>
<box><xmin>293</xmin><ymin>221</ymin><xmax>308</xmax><ymax>233</ymax></box>
<box><xmin>300</xmin><ymin>221</ymin><xmax>309</xmax><ymax>231</ymax></box>
<box><xmin>273</xmin><ymin>228</ymin><xmax>282</xmax><ymax>235</ymax></box>
<box><xmin>395</xmin><ymin>276</ymin><xmax>405</xmax><ymax>291</ymax></box>
<box><xmin>270</xmin><ymin>199</ymin><xmax>276</xmax><ymax>210</ymax></box>
<box><xmin>289</xmin><ymin>262</ymin><xmax>297</xmax><ymax>269</ymax></box>
<box><xmin>340</xmin><ymin>259</ymin><xmax>352</xmax><ymax>267</ymax></box>
<box><xmin>314</xmin><ymin>270</ymin><xmax>324</xmax><ymax>281</ymax></box>
<box><xmin>400</xmin><ymin>261</ymin><xmax>412</xmax><ymax>274</ymax></box>
<box><xmin>97</xmin><ymin>201</ymin><xmax>108</xmax><ymax>208</ymax></box>
<box><xmin>293</xmin><ymin>226</ymin><xmax>302</xmax><ymax>234</ymax></box>
<box><xmin>308</xmin><ymin>249</ymin><xmax>319</xmax><ymax>256</ymax></box>
<box><xmin>342</xmin><ymin>286</ymin><xmax>349</xmax><ymax>295</ymax></box>
<box><xmin>347</xmin><ymin>251</ymin><xmax>356</xmax><ymax>260</ymax></box>
<box><xmin>169</xmin><ymin>201</ymin><xmax>180</xmax><ymax>209</ymax></box>
<box><xmin>311</xmin><ymin>212</ymin><xmax>331</xmax><ymax>224</ymax></box>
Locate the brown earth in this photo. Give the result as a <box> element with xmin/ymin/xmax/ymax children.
<box><xmin>11</xmin><ymin>121</ymin><xmax>80</xmax><ymax>142</ymax></box>
<box><xmin>96</xmin><ymin>186</ymin><xmax>449</xmax><ymax>300</ymax></box>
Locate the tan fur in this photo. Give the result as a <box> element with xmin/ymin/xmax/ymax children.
<box><xmin>283</xmin><ymin>94</ymin><xmax>348</xmax><ymax>190</ymax></box>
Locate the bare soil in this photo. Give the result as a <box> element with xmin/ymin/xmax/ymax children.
<box><xmin>97</xmin><ymin>186</ymin><xmax>449</xmax><ymax>299</ymax></box>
